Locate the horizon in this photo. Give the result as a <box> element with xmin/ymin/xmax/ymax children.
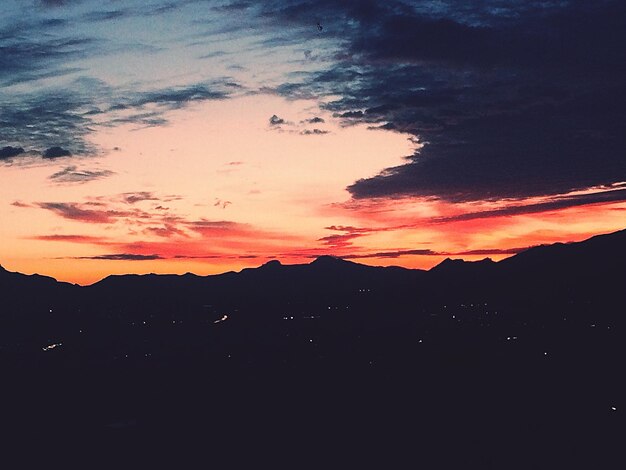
<box><xmin>2</xmin><ymin>226</ymin><xmax>624</xmax><ymax>286</ymax></box>
<box><xmin>2</xmin><ymin>1</ymin><xmax>626</xmax><ymax>285</ymax></box>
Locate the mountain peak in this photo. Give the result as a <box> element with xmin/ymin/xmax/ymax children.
<box><xmin>261</xmin><ymin>259</ymin><xmax>282</xmax><ymax>268</ymax></box>
<box><xmin>310</xmin><ymin>255</ymin><xmax>348</xmax><ymax>266</ymax></box>
<box><xmin>431</xmin><ymin>257</ymin><xmax>495</xmax><ymax>273</ymax></box>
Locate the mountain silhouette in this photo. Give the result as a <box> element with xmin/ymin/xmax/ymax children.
<box><xmin>1</xmin><ymin>228</ymin><xmax>625</xmax><ymax>315</ymax></box>
<box><xmin>1</xmin><ymin>230</ymin><xmax>624</xmax><ymax>467</ymax></box>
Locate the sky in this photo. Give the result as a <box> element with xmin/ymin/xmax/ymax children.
<box><xmin>1</xmin><ymin>0</ymin><xmax>625</xmax><ymax>285</ymax></box>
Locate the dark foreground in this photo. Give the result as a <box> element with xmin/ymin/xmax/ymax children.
<box><xmin>2</xmin><ymin>315</ymin><xmax>623</xmax><ymax>469</ymax></box>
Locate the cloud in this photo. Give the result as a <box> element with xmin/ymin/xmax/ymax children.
<box><xmin>1</xmin><ymin>67</ymin><xmax>237</xmax><ymax>159</ymax></box>
<box><xmin>0</xmin><ymin>87</ymin><xmax>96</xmax><ymax>156</ymax></box>
<box><xmin>304</xmin><ymin>117</ymin><xmax>325</xmax><ymax>124</ymax></box>
<box><xmin>0</xmin><ymin>146</ymin><xmax>24</xmax><ymax>159</ymax></box>
<box><xmin>300</xmin><ymin>129</ymin><xmax>329</xmax><ymax>135</ymax></box>
<box><xmin>214</xmin><ymin>199</ymin><xmax>232</xmax><ymax>209</ymax></box>
<box><xmin>129</xmin><ymin>84</ymin><xmax>229</xmax><ymax>109</ymax></box>
<box><xmin>143</xmin><ymin>225</ymin><xmax>188</xmax><ymax>238</ymax></box>
<box><xmin>40</xmin><ymin>0</ymin><xmax>73</xmax><ymax>6</ymax></box>
<box><xmin>342</xmin><ymin>249</ymin><xmax>438</xmax><ymax>259</ymax></box>
<box><xmin>430</xmin><ymin>188</ymin><xmax>626</xmax><ymax>223</ymax></box>
<box><xmin>37</xmin><ymin>202</ymin><xmax>129</xmax><ymax>223</ymax></box>
<box><xmin>120</xmin><ymin>192</ymin><xmax>159</xmax><ymax>204</ymax></box>
<box><xmin>332</xmin><ymin>246</ymin><xmax>530</xmax><ymax>260</ymax></box>
<box><xmin>0</xmin><ymin>28</ymin><xmax>93</xmax><ymax>86</ymax></box>
<box><xmin>269</xmin><ymin>114</ymin><xmax>286</xmax><ymax>126</ymax></box>
<box><xmin>30</xmin><ymin>234</ymin><xmax>108</xmax><ymax>243</ymax></box>
<box><xmin>74</xmin><ymin>253</ymin><xmax>163</xmax><ymax>261</ymax></box>
<box><xmin>11</xmin><ymin>201</ymin><xmax>32</xmax><ymax>208</ymax></box>
<box><xmin>212</xmin><ymin>1</ymin><xmax>252</xmax><ymax>12</ymax></box>
<box><xmin>43</xmin><ymin>146</ymin><xmax>72</xmax><ymax>158</ymax></box>
<box><xmin>263</xmin><ymin>1</ymin><xmax>626</xmax><ymax>203</ymax></box>
<box><xmin>83</xmin><ymin>10</ymin><xmax>127</xmax><ymax>23</ymax></box>
<box><xmin>48</xmin><ymin>165</ymin><xmax>114</xmax><ymax>183</ymax></box>
<box><xmin>317</xmin><ymin>232</ymin><xmax>364</xmax><ymax>248</ymax></box>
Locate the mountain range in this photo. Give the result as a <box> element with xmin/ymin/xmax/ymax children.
<box><xmin>2</xmin><ymin>228</ymin><xmax>625</xmax><ymax>315</ymax></box>
<box><xmin>1</xmin><ymin>229</ymin><xmax>624</xmax><ymax>467</ymax></box>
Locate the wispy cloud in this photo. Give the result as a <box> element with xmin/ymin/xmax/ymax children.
<box><xmin>48</xmin><ymin>165</ymin><xmax>115</xmax><ymax>184</ymax></box>
<box><xmin>431</xmin><ymin>189</ymin><xmax>626</xmax><ymax>223</ymax></box>
<box><xmin>73</xmin><ymin>253</ymin><xmax>163</xmax><ymax>261</ymax></box>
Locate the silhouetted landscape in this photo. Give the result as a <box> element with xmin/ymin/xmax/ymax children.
<box><xmin>2</xmin><ymin>229</ymin><xmax>624</xmax><ymax>467</ymax></box>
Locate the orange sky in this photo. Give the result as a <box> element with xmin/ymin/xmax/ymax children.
<box><xmin>2</xmin><ymin>94</ymin><xmax>624</xmax><ymax>284</ymax></box>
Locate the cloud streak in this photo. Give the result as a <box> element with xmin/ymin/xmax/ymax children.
<box><xmin>48</xmin><ymin>166</ymin><xmax>115</xmax><ymax>184</ymax></box>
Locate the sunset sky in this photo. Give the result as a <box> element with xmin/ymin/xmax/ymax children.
<box><xmin>1</xmin><ymin>0</ymin><xmax>625</xmax><ymax>284</ymax></box>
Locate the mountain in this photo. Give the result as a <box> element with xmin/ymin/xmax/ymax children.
<box><xmin>2</xmin><ymin>231</ymin><xmax>624</xmax><ymax>463</ymax></box>
<box><xmin>2</xmin><ymin>229</ymin><xmax>625</xmax><ymax>315</ymax></box>
<box><xmin>0</xmin><ymin>263</ymin><xmax>77</xmax><ymax>313</ymax></box>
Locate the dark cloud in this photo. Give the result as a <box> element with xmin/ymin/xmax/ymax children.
<box><xmin>130</xmin><ymin>84</ymin><xmax>229</xmax><ymax>108</ymax></box>
<box><xmin>121</xmin><ymin>192</ymin><xmax>159</xmax><ymax>204</ymax></box>
<box><xmin>342</xmin><ymin>249</ymin><xmax>438</xmax><ymax>259</ymax></box>
<box><xmin>36</xmin><ymin>201</ymin><xmax>151</xmax><ymax>224</ymax></box>
<box><xmin>317</xmin><ymin>232</ymin><xmax>364</xmax><ymax>247</ymax></box>
<box><xmin>83</xmin><ymin>10</ymin><xmax>127</xmax><ymax>23</ymax></box>
<box><xmin>214</xmin><ymin>199</ymin><xmax>232</xmax><ymax>209</ymax></box>
<box><xmin>431</xmin><ymin>188</ymin><xmax>626</xmax><ymax>223</ymax></box>
<box><xmin>43</xmin><ymin>146</ymin><xmax>72</xmax><ymax>159</ymax></box>
<box><xmin>143</xmin><ymin>225</ymin><xmax>188</xmax><ymax>238</ymax></box>
<box><xmin>337</xmin><ymin>246</ymin><xmax>529</xmax><ymax>260</ymax></box>
<box><xmin>0</xmin><ymin>28</ymin><xmax>93</xmax><ymax>86</ymax></box>
<box><xmin>48</xmin><ymin>166</ymin><xmax>115</xmax><ymax>184</ymax></box>
<box><xmin>300</xmin><ymin>129</ymin><xmax>328</xmax><ymax>135</ymax></box>
<box><xmin>212</xmin><ymin>1</ymin><xmax>252</xmax><ymax>12</ymax></box>
<box><xmin>1</xmin><ymin>78</ymin><xmax>237</xmax><ymax>160</ymax></box>
<box><xmin>0</xmin><ymin>146</ymin><xmax>24</xmax><ymax>159</ymax></box>
<box><xmin>40</xmin><ymin>0</ymin><xmax>74</xmax><ymax>6</ymax></box>
<box><xmin>75</xmin><ymin>253</ymin><xmax>163</xmax><ymax>261</ymax></box>
<box><xmin>0</xmin><ymin>87</ymin><xmax>96</xmax><ymax>155</ymax></box>
<box><xmin>304</xmin><ymin>116</ymin><xmax>325</xmax><ymax>124</ymax></box>
<box><xmin>37</xmin><ymin>202</ymin><xmax>118</xmax><ymax>223</ymax></box>
<box><xmin>264</xmin><ymin>1</ymin><xmax>626</xmax><ymax>203</ymax></box>
<box><xmin>269</xmin><ymin>114</ymin><xmax>286</xmax><ymax>126</ymax></box>
<box><xmin>30</xmin><ymin>234</ymin><xmax>106</xmax><ymax>243</ymax></box>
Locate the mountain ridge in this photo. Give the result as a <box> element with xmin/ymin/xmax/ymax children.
<box><xmin>1</xmin><ymin>228</ymin><xmax>624</xmax><ymax>292</ymax></box>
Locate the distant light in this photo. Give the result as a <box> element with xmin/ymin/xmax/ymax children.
<box><xmin>544</xmin><ymin>352</ymin><xmax>548</xmax><ymax>356</ymax></box>
<box><xmin>611</xmin><ymin>406</ymin><xmax>617</xmax><ymax>411</ymax></box>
